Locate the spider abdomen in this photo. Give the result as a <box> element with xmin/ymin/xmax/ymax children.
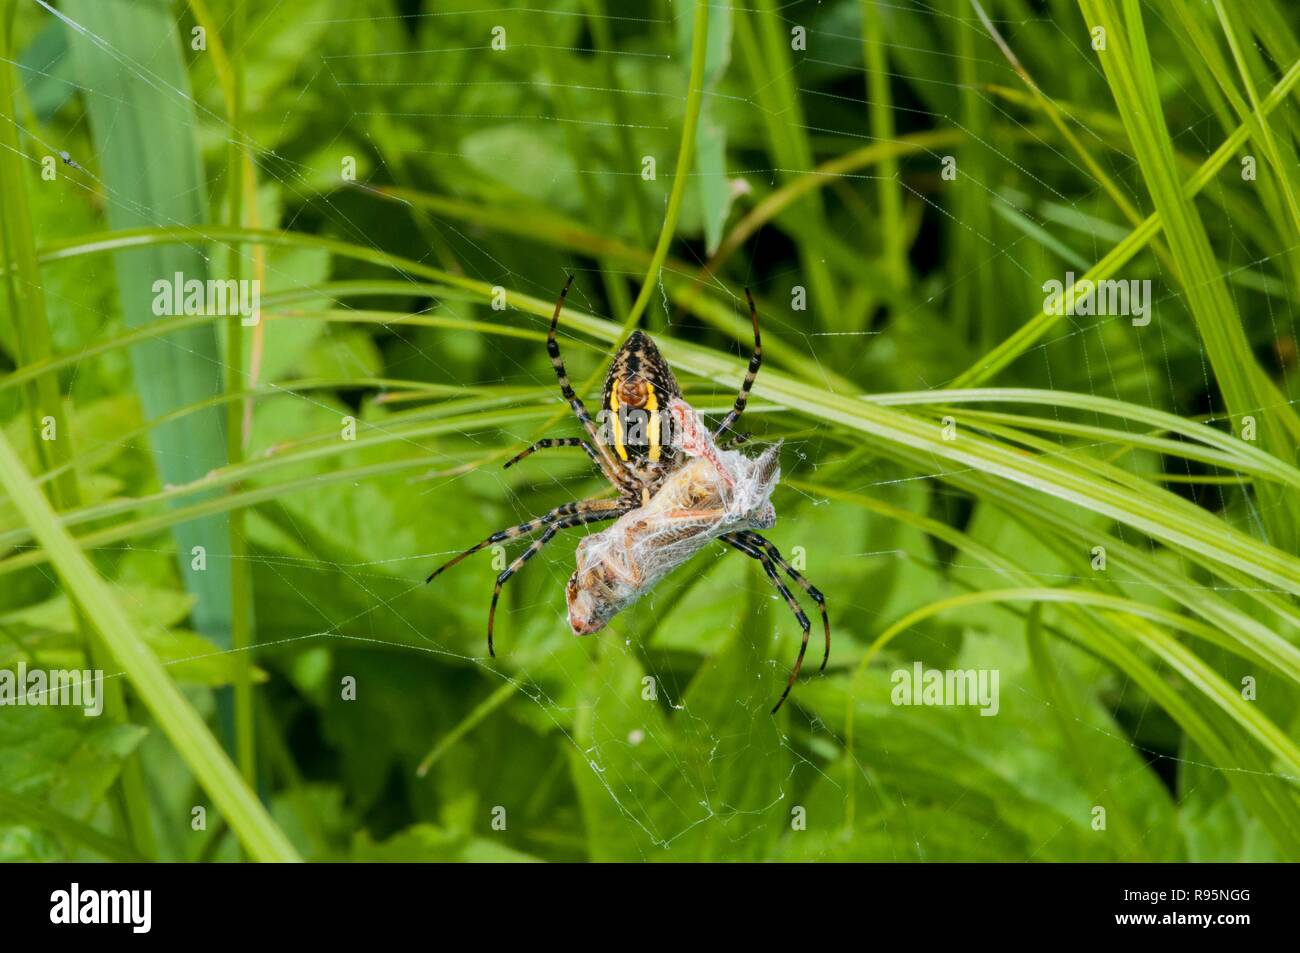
<box><xmin>602</xmin><ymin>329</ymin><xmax>682</xmax><ymax>468</ymax></box>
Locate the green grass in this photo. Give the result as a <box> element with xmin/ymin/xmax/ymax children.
<box><xmin>1</xmin><ymin>0</ymin><xmax>1298</xmax><ymax>862</ymax></box>
<box><xmin>0</xmin><ymin>428</ymin><xmax>298</xmax><ymax>861</ymax></box>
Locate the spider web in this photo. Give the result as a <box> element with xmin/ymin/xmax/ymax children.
<box><xmin>3</xmin><ymin>0</ymin><xmax>1298</xmax><ymax>862</ymax></box>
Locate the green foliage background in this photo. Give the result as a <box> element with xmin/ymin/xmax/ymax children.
<box><xmin>1</xmin><ymin>0</ymin><xmax>1299</xmax><ymax>862</ymax></box>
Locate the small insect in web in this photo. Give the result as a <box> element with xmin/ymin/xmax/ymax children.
<box><xmin>425</xmin><ymin>277</ymin><xmax>830</xmax><ymax>712</ymax></box>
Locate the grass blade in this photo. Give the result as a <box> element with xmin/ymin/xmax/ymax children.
<box><xmin>61</xmin><ymin>0</ymin><xmax>236</xmax><ymax>649</ymax></box>
<box><xmin>954</xmin><ymin>52</ymin><xmax>1300</xmax><ymax>386</ymax></box>
<box><xmin>0</xmin><ymin>429</ymin><xmax>299</xmax><ymax>862</ymax></box>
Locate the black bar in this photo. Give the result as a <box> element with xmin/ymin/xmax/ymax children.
<box><xmin>0</xmin><ymin>862</ymin><xmax>1280</xmax><ymax>940</ymax></box>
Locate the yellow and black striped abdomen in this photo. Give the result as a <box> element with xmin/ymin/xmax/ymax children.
<box><xmin>608</xmin><ymin>379</ymin><xmax>662</xmax><ymax>462</ymax></box>
<box><xmin>602</xmin><ymin>329</ymin><xmax>682</xmax><ymax>468</ymax></box>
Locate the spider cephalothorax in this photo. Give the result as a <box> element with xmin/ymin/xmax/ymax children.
<box><xmin>426</xmin><ymin>276</ymin><xmax>830</xmax><ymax>712</ymax></box>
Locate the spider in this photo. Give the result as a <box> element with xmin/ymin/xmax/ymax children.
<box><xmin>426</xmin><ymin>276</ymin><xmax>830</xmax><ymax>711</ymax></box>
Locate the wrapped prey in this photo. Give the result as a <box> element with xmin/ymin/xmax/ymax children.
<box><xmin>566</xmin><ymin>397</ymin><xmax>782</xmax><ymax>635</ymax></box>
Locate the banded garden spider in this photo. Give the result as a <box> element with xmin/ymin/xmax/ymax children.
<box><xmin>426</xmin><ymin>276</ymin><xmax>830</xmax><ymax>711</ymax></box>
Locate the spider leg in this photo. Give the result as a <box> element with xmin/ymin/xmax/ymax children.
<box><xmin>713</xmin><ymin>288</ymin><xmax>762</xmax><ymax>440</ymax></box>
<box><xmin>545</xmin><ymin>275</ymin><xmax>627</xmax><ymax>489</ymax></box>
<box><xmin>723</xmin><ymin>532</ymin><xmax>810</xmax><ymax>713</ymax></box>
<box><xmin>734</xmin><ymin>529</ymin><xmax>830</xmax><ymax>672</ymax></box>
<box><xmin>425</xmin><ymin>497</ymin><xmax>625</xmax><ymax>583</ymax></box>
<box><xmin>720</xmin><ymin>431</ymin><xmax>751</xmax><ymax>450</ymax></box>
<box><xmin>503</xmin><ymin>437</ymin><xmax>602</xmax><ymax>470</ymax></box>
<box><xmin>487</xmin><ymin>506</ymin><xmax>631</xmax><ymax>656</ymax></box>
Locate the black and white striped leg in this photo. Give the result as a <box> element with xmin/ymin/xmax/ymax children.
<box><xmin>425</xmin><ymin>498</ymin><xmax>625</xmax><ymax>583</ymax></box>
<box><xmin>503</xmin><ymin>437</ymin><xmax>603</xmax><ymax>470</ymax></box>
<box><xmin>545</xmin><ymin>275</ymin><xmax>626</xmax><ymax>488</ymax></box>
<box><xmin>714</xmin><ymin>288</ymin><xmax>762</xmax><ymax>440</ymax></box>
<box><xmin>734</xmin><ymin>529</ymin><xmax>830</xmax><ymax>672</ymax></box>
<box><xmin>723</xmin><ymin>532</ymin><xmax>811</xmax><ymax>713</ymax></box>
<box><xmin>487</xmin><ymin>507</ymin><xmax>630</xmax><ymax>656</ymax></box>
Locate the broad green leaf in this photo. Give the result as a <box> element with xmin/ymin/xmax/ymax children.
<box><xmin>63</xmin><ymin>0</ymin><xmax>236</xmax><ymax>648</ymax></box>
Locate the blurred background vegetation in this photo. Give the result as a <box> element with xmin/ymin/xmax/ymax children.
<box><xmin>1</xmin><ymin>0</ymin><xmax>1300</xmax><ymax>862</ymax></box>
